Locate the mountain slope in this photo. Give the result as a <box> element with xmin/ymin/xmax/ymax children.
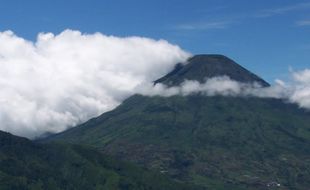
<box><xmin>46</xmin><ymin>95</ymin><xmax>310</xmax><ymax>189</ymax></box>
<box><xmin>45</xmin><ymin>55</ymin><xmax>310</xmax><ymax>189</ymax></box>
<box><xmin>154</xmin><ymin>54</ymin><xmax>270</xmax><ymax>87</ymax></box>
<box><xmin>0</xmin><ymin>131</ymin><xmax>200</xmax><ymax>190</ymax></box>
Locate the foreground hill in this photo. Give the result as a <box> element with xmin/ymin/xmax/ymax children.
<box><xmin>0</xmin><ymin>131</ymin><xmax>200</xmax><ymax>190</ymax></box>
<box><xmin>46</xmin><ymin>55</ymin><xmax>310</xmax><ymax>189</ymax></box>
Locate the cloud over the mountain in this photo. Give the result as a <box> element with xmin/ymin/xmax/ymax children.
<box><xmin>137</xmin><ymin>74</ymin><xmax>310</xmax><ymax>110</ymax></box>
<box><xmin>0</xmin><ymin>30</ymin><xmax>190</xmax><ymax>138</ymax></box>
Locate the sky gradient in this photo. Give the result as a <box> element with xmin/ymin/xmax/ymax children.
<box><xmin>0</xmin><ymin>0</ymin><xmax>309</xmax><ymax>82</ymax></box>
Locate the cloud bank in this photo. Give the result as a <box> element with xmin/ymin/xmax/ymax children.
<box><xmin>0</xmin><ymin>30</ymin><xmax>190</xmax><ymax>138</ymax></box>
<box><xmin>0</xmin><ymin>29</ymin><xmax>309</xmax><ymax>139</ymax></box>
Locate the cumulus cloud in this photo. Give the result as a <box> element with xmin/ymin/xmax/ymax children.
<box><xmin>0</xmin><ymin>30</ymin><xmax>190</xmax><ymax>138</ymax></box>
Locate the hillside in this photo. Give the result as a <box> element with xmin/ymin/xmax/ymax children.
<box><xmin>45</xmin><ymin>55</ymin><xmax>310</xmax><ymax>189</ymax></box>
<box><xmin>46</xmin><ymin>94</ymin><xmax>310</xmax><ymax>189</ymax></box>
<box><xmin>0</xmin><ymin>131</ymin><xmax>200</xmax><ymax>190</ymax></box>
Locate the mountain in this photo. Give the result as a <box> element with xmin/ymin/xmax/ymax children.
<box><xmin>45</xmin><ymin>54</ymin><xmax>310</xmax><ymax>189</ymax></box>
<box><xmin>154</xmin><ymin>54</ymin><xmax>270</xmax><ymax>87</ymax></box>
<box><xmin>0</xmin><ymin>130</ymin><xmax>200</xmax><ymax>190</ymax></box>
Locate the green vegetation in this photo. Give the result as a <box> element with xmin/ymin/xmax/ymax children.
<box><xmin>0</xmin><ymin>131</ymin><xmax>200</xmax><ymax>190</ymax></box>
<box><xmin>48</xmin><ymin>95</ymin><xmax>310</xmax><ymax>190</ymax></box>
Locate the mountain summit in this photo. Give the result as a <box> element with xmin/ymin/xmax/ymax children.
<box><xmin>155</xmin><ymin>54</ymin><xmax>270</xmax><ymax>87</ymax></box>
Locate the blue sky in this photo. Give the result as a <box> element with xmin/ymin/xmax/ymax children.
<box><xmin>0</xmin><ymin>0</ymin><xmax>309</xmax><ymax>82</ymax></box>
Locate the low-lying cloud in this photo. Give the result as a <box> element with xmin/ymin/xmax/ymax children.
<box><xmin>137</xmin><ymin>74</ymin><xmax>310</xmax><ymax>110</ymax></box>
<box><xmin>0</xmin><ymin>30</ymin><xmax>190</xmax><ymax>138</ymax></box>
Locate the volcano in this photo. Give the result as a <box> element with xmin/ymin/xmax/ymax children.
<box><xmin>13</xmin><ymin>55</ymin><xmax>310</xmax><ymax>189</ymax></box>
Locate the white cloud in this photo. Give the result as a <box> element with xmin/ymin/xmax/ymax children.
<box><xmin>0</xmin><ymin>30</ymin><xmax>190</xmax><ymax>138</ymax></box>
